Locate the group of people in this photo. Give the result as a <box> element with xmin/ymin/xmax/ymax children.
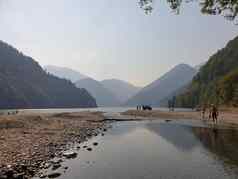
<box><xmin>201</xmin><ymin>104</ymin><xmax>219</xmax><ymax>123</ymax></box>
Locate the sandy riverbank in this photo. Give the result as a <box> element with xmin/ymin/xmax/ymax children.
<box><xmin>0</xmin><ymin>111</ymin><xmax>106</xmax><ymax>178</ymax></box>
<box><xmin>122</xmin><ymin>108</ymin><xmax>238</xmax><ymax>125</ymax></box>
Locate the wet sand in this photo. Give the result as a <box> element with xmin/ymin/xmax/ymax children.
<box><xmin>0</xmin><ymin>111</ymin><xmax>106</xmax><ymax>178</ymax></box>
<box><xmin>122</xmin><ymin>108</ymin><xmax>238</xmax><ymax>125</ymax></box>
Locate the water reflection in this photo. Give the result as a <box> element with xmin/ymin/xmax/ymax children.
<box><xmin>192</xmin><ymin>127</ymin><xmax>238</xmax><ymax>172</ymax></box>
<box><xmin>147</xmin><ymin>122</ymin><xmax>200</xmax><ymax>152</ymax></box>
<box><xmin>36</xmin><ymin>121</ymin><xmax>238</xmax><ymax>179</ymax></box>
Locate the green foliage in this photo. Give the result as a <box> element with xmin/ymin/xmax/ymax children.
<box><xmin>219</xmin><ymin>68</ymin><xmax>238</xmax><ymax>106</ymax></box>
<box><xmin>176</xmin><ymin>36</ymin><xmax>238</xmax><ymax>107</ymax></box>
<box><xmin>139</xmin><ymin>0</ymin><xmax>238</xmax><ymax>21</ymax></box>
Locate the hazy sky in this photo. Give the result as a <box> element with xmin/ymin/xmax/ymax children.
<box><xmin>0</xmin><ymin>0</ymin><xmax>237</xmax><ymax>86</ymax></box>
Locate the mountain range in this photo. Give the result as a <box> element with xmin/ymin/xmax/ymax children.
<box><xmin>46</xmin><ymin>65</ymin><xmax>142</xmax><ymax>106</ymax></box>
<box><xmin>2</xmin><ymin>37</ymin><xmax>231</xmax><ymax>109</ymax></box>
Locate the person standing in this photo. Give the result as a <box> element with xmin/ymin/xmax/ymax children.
<box><xmin>211</xmin><ymin>104</ymin><xmax>219</xmax><ymax>123</ymax></box>
<box><xmin>201</xmin><ymin>106</ymin><xmax>206</xmax><ymax>120</ymax></box>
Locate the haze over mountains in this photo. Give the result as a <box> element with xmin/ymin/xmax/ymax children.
<box><xmin>125</xmin><ymin>64</ymin><xmax>197</xmax><ymax>106</ymax></box>
<box><xmin>1</xmin><ymin>39</ymin><xmax>228</xmax><ymax>109</ymax></box>
<box><xmin>46</xmin><ymin>65</ymin><xmax>142</xmax><ymax>106</ymax></box>
<box><xmin>75</xmin><ymin>78</ymin><xmax>120</xmax><ymax>107</ymax></box>
<box><xmin>101</xmin><ymin>79</ymin><xmax>141</xmax><ymax>103</ymax></box>
<box><xmin>45</xmin><ymin>64</ymin><xmax>199</xmax><ymax>107</ymax></box>
<box><xmin>0</xmin><ymin>41</ymin><xmax>96</xmax><ymax>109</ymax></box>
<box><xmin>45</xmin><ymin>65</ymin><xmax>88</xmax><ymax>82</ymax></box>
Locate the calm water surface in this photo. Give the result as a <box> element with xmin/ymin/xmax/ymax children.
<box><xmin>38</xmin><ymin>120</ymin><xmax>238</xmax><ymax>179</ymax></box>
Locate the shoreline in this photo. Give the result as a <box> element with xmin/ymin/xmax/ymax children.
<box><xmin>1</xmin><ymin>108</ymin><xmax>238</xmax><ymax>178</ymax></box>
<box><xmin>121</xmin><ymin>109</ymin><xmax>238</xmax><ymax>125</ymax></box>
<box><xmin>0</xmin><ymin>111</ymin><xmax>107</xmax><ymax>178</ymax></box>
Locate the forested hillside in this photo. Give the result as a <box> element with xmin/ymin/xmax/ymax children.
<box><xmin>176</xmin><ymin>36</ymin><xmax>238</xmax><ymax>107</ymax></box>
<box><xmin>0</xmin><ymin>41</ymin><xmax>97</xmax><ymax>109</ymax></box>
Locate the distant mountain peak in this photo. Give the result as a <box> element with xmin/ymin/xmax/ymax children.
<box><xmin>101</xmin><ymin>79</ymin><xmax>142</xmax><ymax>103</ymax></box>
<box><xmin>45</xmin><ymin>65</ymin><xmax>88</xmax><ymax>82</ymax></box>
<box><xmin>124</xmin><ymin>63</ymin><xmax>197</xmax><ymax>106</ymax></box>
<box><xmin>75</xmin><ymin>78</ymin><xmax>120</xmax><ymax>107</ymax></box>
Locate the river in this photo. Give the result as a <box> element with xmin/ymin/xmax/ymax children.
<box><xmin>34</xmin><ymin>112</ymin><xmax>238</xmax><ymax>179</ymax></box>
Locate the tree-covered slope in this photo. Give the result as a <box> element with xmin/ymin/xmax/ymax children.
<box><xmin>176</xmin><ymin>36</ymin><xmax>238</xmax><ymax>107</ymax></box>
<box><xmin>45</xmin><ymin>65</ymin><xmax>88</xmax><ymax>82</ymax></box>
<box><xmin>0</xmin><ymin>40</ymin><xmax>97</xmax><ymax>109</ymax></box>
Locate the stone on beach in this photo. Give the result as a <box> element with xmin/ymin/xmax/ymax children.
<box><xmin>93</xmin><ymin>142</ymin><xmax>98</xmax><ymax>146</ymax></box>
<box><xmin>48</xmin><ymin>172</ymin><xmax>61</xmax><ymax>178</ymax></box>
<box><xmin>62</xmin><ymin>151</ymin><xmax>78</xmax><ymax>159</ymax></box>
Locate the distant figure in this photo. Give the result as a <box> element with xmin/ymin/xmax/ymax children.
<box><xmin>201</xmin><ymin>106</ymin><xmax>206</xmax><ymax>120</ymax></box>
<box><xmin>168</xmin><ymin>96</ymin><xmax>176</xmax><ymax>111</ymax></box>
<box><xmin>211</xmin><ymin>104</ymin><xmax>219</xmax><ymax>123</ymax></box>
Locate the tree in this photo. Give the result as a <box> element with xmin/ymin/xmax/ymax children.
<box><xmin>139</xmin><ymin>0</ymin><xmax>238</xmax><ymax>21</ymax></box>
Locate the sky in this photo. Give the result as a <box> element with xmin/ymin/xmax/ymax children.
<box><xmin>0</xmin><ymin>0</ymin><xmax>237</xmax><ymax>86</ymax></box>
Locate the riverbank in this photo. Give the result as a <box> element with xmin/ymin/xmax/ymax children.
<box><xmin>122</xmin><ymin>108</ymin><xmax>238</xmax><ymax>125</ymax></box>
<box><xmin>0</xmin><ymin>111</ymin><xmax>106</xmax><ymax>178</ymax></box>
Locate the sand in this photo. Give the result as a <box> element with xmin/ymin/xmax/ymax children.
<box><xmin>122</xmin><ymin>108</ymin><xmax>238</xmax><ymax>125</ymax></box>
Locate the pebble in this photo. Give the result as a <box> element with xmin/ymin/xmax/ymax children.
<box><xmin>93</xmin><ymin>142</ymin><xmax>98</xmax><ymax>146</ymax></box>
<box><xmin>87</xmin><ymin>148</ymin><xmax>92</xmax><ymax>151</ymax></box>
<box><xmin>62</xmin><ymin>152</ymin><xmax>78</xmax><ymax>159</ymax></box>
<box><xmin>48</xmin><ymin>172</ymin><xmax>61</xmax><ymax>178</ymax></box>
<box><xmin>52</xmin><ymin>163</ymin><xmax>61</xmax><ymax>171</ymax></box>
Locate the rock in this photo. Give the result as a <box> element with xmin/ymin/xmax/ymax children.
<box><xmin>43</xmin><ymin>163</ymin><xmax>51</xmax><ymax>169</ymax></box>
<box><xmin>39</xmin><ymin>174</ymin><xmax>47</xmax><ymax>178</ymax></box>
<box><xmin>52</xmin><ymin>163</ymin><xmax>61</xmax><ymax>171</ymax></box>
<box><xmin>48</xmin><ymin>172</ymin><xmax>61</xmax><ymax>178</ymax></box>
<box><xmin>87</xmin><ymin>148</ymin><xmax>92</xmax><ymax>151</ymax></box>
<box><xmin>63</xmin><ymin>151</ymin><xmax>77</xmax><ymax>159</ymax></box>
<box><xmin>5</xmin><ymin>169</ymin><xmax>14</xmax><ymax>178</ymax></box>
<box><xmin>13</xmin><ymin>173</ymin><xmax>24</xmax><ymax>179</ymax></box>
<box><xmin>93</xmin><ymin>142</ymin><xmax>98</xmax><ymax>146</ymax></box>
<box><xmin>0</xmin><ymin>175</ymin><xmax>7</xmax><ymax>179</ymax></box>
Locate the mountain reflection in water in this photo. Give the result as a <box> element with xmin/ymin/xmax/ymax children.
<box><xmin>36</xmin><ymin>121</ymin><xmax>238</xmax><ymax>179</ymax></box>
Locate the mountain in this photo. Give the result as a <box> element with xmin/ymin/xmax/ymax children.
<box><xmin>101</xmin><ymin>79</ymin><xmax>141</xmax><ymax>103</ymax></box>
<box><xmin>176</xmin><ymin>36</ymin><xmax>238</xmax><ymax>107</ymax></box>
<box><xmin>0</xmin><ymin>40</ymin><xmax>96</xmax><ymax>109</ymax></box>
<box><xmin>75</xmin><ymin>78</ymin><xmax>120</xmax><ymax>106</ymax></box>
<box><xmin>45</xmin><ymin>65</ymin><xmax>88</xmax><ymax>82</ymax></box>
<box><xmin>125</xmin><ymin>64</ymin><xmax>197</xmax><ymax>106</ymax></box>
